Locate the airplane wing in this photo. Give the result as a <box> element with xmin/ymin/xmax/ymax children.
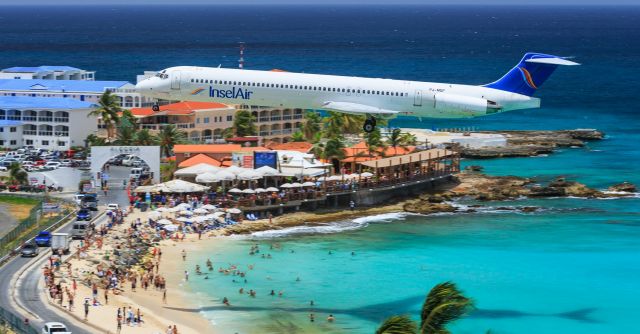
<box><xmin>321</xmin><ymin>101</ymin><xmax>399</xmax><ymax>115</ymax></box>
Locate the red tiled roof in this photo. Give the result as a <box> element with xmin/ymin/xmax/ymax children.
<box><xmin>239</xmin><ymin>146</ymin><xmax>268</xmax><ymax>152</ymax></box>
<box><xmin>342</xmin><ymin>141</ymin><xmax>416</xmax><ymax>162</ymax></box>
<box><xmin>268</xmin><ymin>141</ymin><xmax>313</xmax><ymax>153</ymax></box>
<box><xmin>174</xmin><ymin>144</ymin><xmax>242</xmax><ymax>154</ymax></box>
<box><xmin>178</xmin><ymin>154</ymin><xmax>221</xmax><ymax>168</ymax></box>
<box><xmin>226</xmin><ymin>137</ymin><xmax>259</xmax><ymax>142</ymax></box>
<box><xmin>130</xmin><ymin>101</ymin><xmax>230</xmax><ymax>117</ymax></box>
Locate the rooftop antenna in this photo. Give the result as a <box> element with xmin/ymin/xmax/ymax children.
<box><xmin>238</xmin><ymin>42</ymin><xmax>245</xmax><ymax>69</ymax></box>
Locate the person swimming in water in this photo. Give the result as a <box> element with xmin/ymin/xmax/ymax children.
<box><xmin>222</xmin><ymin>297</ymin><xmax>230</xmax><ymax>306</ymax></box>
<box><xmin>327</xmin><ymin>314</ymin><xmax>335</xmax><ymax>322</ymax></box>
<box><xmin>270</xmin><ymin>290</ymin><xmax>275</xmax><ymax>296</ymax></box>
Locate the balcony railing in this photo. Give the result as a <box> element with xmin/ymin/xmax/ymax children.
<box><xmin>54</xmin><ymin>132</ymin><xmax>69</xmax><ymax>137</ymax></box>
<box><xmin>23</xmin><ymin>130</ymin><xmax>37</xmax><ymax>135</ymax></box>
<box><xmin>54</xmin><ymin>117</ymin><xmax>69</xmax><ymax>123</ymax></box>
<box><xmin>282</xmin><ymin>115</ymin><xmax>293</xmax><ymax>120</ymax></box>
<box><xmin>22</xmin><ymin>116</ymin><xmax>37</xmax><ymax>121</ymax></box>
<box><xmin>293</xmin><ymin>114</ymin><xmax>304</xmax><ymax>119</ymax></box>
<box><xmin>282</xmin><ymin>129</ymin><xmax>293</xmax><ymax>134</ymax></box>
<box><xmin>38</xmin><ymin>117</ymin><xmax>53</xmax><ymax>122</ymax></box>
<box><xmin>141</xmin><ymin>124</ymin><xmax>158</xmax><ymax>130</ymax></box>
<box><xmin>259</xmin><ymin>117</ymin><xmax>270</xmax><ymax>122</ymax></box>
<box><xmin>175</xmin><ymin>123</ymin><xmax>195</xmax><ymax>129</ymax></box>
<box><xmin>259</xmin><ymin>131</ymin><xmax>269</xmax><ymax>136</ymax></box>
<box><xmin>38</xmin><ymin>131</ymin><xmax>53</xmax><ymax>136</ymax></box>
<box><xmin>7</xmin><ymin>116</ymin><xmax>21</xmax><ymax>121</ymax></box>
<box><xmin>271</xmin><ymin>130</ymin><xmax>282</xmax><ymax>135</ymax></box>
<box><xmin>270</xmin><ymin>116</ymin><xmax>282</xmax><ymax>121</ymax></box>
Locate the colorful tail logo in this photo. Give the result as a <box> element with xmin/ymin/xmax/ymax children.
<box><xmin>191</xmin><ymin>88</ymin><xmax>205</xmax><ymax>95</ymax></box>
<box><xmin>518</xmin><ymin>67</ymin><xmax>538</xmax><ymax>89</ymax></box>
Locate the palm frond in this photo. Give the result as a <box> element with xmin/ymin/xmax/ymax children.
<box><xmin>375</xmin><ymin>315</ymin><xmax>418</xmax><ymax>334</ymax></box>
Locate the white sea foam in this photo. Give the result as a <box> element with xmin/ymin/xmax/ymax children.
<box><xmin>251</xmin><ymin>212</ymin><xmax>411</xmax><ymax>238</ymax></box>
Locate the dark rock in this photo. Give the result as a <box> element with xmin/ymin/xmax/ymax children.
<box><xmin>607</xmin><ymin>182</ymin><xmax>637</xmax><ymax>193</ymax></box>
<box><xmin>465</xmin><ymin>165</ymin><xmax>484</xmax><ymax>172</ymax></box>
<box><xmin>520</xmin><ymin>206</ymin><xmax>539</xmax><ymax>213</ymax></box>
<box><xmin>496</xmin><ymin>207</ymin><xmax>516</xmax><ymax>211</ymax></box>
<box><xmin>403</xmin><ymin>201</ymin><xmax>457</xmax><ymax>215</ymax></box>
<box><xmin>529</xmin><ymin>186</ymin><xmax>566</xmax><ymax>197</ymax></box>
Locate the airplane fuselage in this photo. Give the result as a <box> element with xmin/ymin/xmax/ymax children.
<box><xmin>138</xmin><ymin>66</ymin><xmax>540</xmax><ymax>119</ymax></box>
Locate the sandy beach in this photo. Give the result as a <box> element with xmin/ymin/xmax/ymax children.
<box><xmin>44</xmin><ymin>209</ymin><xmax>216</xmax><ymax>334</ymax></box>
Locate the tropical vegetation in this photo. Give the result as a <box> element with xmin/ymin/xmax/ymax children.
<box><xmin>157</xmin><ymin>124</ymin><xmax>188</xmax><ymax>157</ymax></box>
<box><xmin>8</xmin><ymin>162</ymin><xmax>28</xmax><ymax>185</ymax></box>
<box><xmin>233</xmin><ymin>110</ymin><xmax>257</xmax><ymax>137</ymax></box>
<box><xmin>88</xmin><ymin>90</ymin><xmax>122</xmax><ymax>142</ymax></box>
<box><xmin>375</xmin><ymin>281</ymin><xmax>474</xmax><ymax>334</ymax></box>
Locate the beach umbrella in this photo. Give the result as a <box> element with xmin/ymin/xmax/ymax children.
<box><xmin>361</xmin><ymin>172</ymin><xmax>374</xmax><ymax>178</ymax></box>
<box><xmin>193</xmin><ymin>216</ymin><xmax>208</xmax><ymax>223</ymax></box>
<box><xmin>195</xmin><ymin>172</ymin><xmax>218</xmax><ymax>183</ymax></box>
<box><xmin>212</xmin><ymin>170</ymin><xmax>236</xmax><ymax>182</ymax></box>
<box><xmin>255</xmin><ymin>188</ymin><xmax>267</xmax><ymax>193</ymax></box>
<box><xmin>174</xmin><ymin>163</ymin><xmax>221</xmax><ymax>177</ymax></box>
<box><xmin>179</xmin><ymin>210</ymin><xmax>192</xmax><ymax>216</ymax></box>
<box><xmin>155</xmin><ymin>207</ymin><xmax>170</xmax><ymax>212</ymax></box>
<box><xmin>327</xmin><ymin>175</ymin><xmax>343</xmax><ymax>181</ymax></box>
<box><xmin>316</xmin><ymin>176</ymin><xmax>330</xmax><ymax>182</ymax></box>
<box><xmin>242</xmin><ymin>188</ymin><xmax>256</xmax><ymax>194</ymax></box>
<box><xmin>225</xmin><ymin>166</ymin><xmax>250</xmax><ymax>175</ymax></box>
<box><xmin>348</xmin><ymin>173</ymin><xmax>360</xmax><ymax>179</ymax></box>
<box><xmin>162</xmin><ymin>179</ymin><xmax>210</xmax><ymax>193</ymax></box>
<box><xmin>255</xmin><ymin>166</ymin><xmax>280</xmax><ymax>176</ymax></box>
<box><xmin>212</xmin><ymin>212</ymin><xmax>226</xmax><ymax>218</ymax></box>
<box><xmin>290</xmin><ymin>182</ymin><xmax>303</xmax><ymax>188</ymax></box>
<box><xmin>266</xmin><ymin>187</ymin><xmax>279</xmax><ymax>192</ymax></box>
<box><xmin>193</xmin><ymin>208</ymin><xmax>208</xmax><ymax>214</ymax></box>
<box><xmin>228</xmin><ymin>188</ymin><xmax>243</xmax><ymax>194</ymax></box>
<box><xmin>177</xmin><ymin>217</ymin><xmax>193</xmax><ymax>222</ymax></box>
<box><xmin>302</xmin><ymin>181</ymin><xmax>316</xmax><ymax>187</ymax></box>
<box><xmin>157</xmin><ymin>219</ymin><xmax>173</xmax><ymax>225</ymax></box>
<box><xmin>238</xmin><ymin>170</ymin><xmax>263</xmax><ymax>180</ymax></box>
<box><xmin>164</xmin><ymin>224</ymin><xmax>179</xmax><ymax>232</ymax></box>
<box><xmin>175</xmin><ymin>203</ymin><xmax>192</xmax><ymax>210</ymax></box>
<box><xmin>147</xmin><ymin>211</ymin><xmax>162</xmax><ymax>219</ymax></box>
<box><xmin>201</xmin><ymin>204</ymin><xmax>217</xmax><ymax>210</ymax></box>
<box><xmin>227</xmin><ymin>208</ymin><xmax>242</xmax><ymax>214</ymax></box>
<box><xmin>280</xmin><ymin>183</ymin><xmax>293</xmax><ymax>188</ymax></box>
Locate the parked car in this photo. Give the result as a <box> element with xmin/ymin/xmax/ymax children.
<box><xmin>0</xmin><ymin>166</ymin><xmax>7</xmax><ymax>172</ymax></box>
<box><xmin>107</xmin><ymin>203</ymin><xmax>120</xmax><ymax>211</ymax></box>
<box><xmin>44</xmin><ymin>161</ymin><xmax>61</xmax><ymax>169</ymax></box>
<box><xmin>59</xmin><ymin>159</ymin><xmax>73</xmax><ymax>167</ymax></box>
<box><xmin>20</xmin><ymin>241</ymin><xmax>39</xmax><ymax>257</ymax></box>
<box><xmin>121</xmin><ymin>154</ymin><xmax>137</xmax><ymax>166</ymax></box>
<box><xmin>77</xmin><ymin>208</ymin><xmax>92</xmax><ymax>221</ymax></box>
<box><xmin>73</xmin><ymin>193</ymin><xmax>85</xmax><ymax>205</ymax></box>
<box><xmin>81</xmin><ymin>193</ymin><xmax>98</xmax><ymax>211</ymax></box>
<box><xmin>41</xmin><ymin>322</ymin><xmax>71</xmax><ymax>334</ymax></box>
<box><xmin>34</xmin><ymin>231</ymin><xmax>52</xmax><ymax>247</ymax></box>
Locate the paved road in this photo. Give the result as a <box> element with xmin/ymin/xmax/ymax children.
<box><xmin>0</xmin><ymin>166</ymin><xmax>132</xmax><ymax>334</ymax></box>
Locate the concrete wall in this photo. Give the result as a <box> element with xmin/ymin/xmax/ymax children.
<box><xmin>0</xmin><ymin>125</ymin><xmax>23</xmax><ymax>149</ymax></box>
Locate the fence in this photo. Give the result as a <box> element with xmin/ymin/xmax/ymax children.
<box><xmin>0</xmin><ymin>195</ymin><xmax>74</xmax><ymax>265</ymax></box>
<box><xmin>0</xmin><ymin>306</ymin><xmax>39</xmax><ymax>334</ymax></box>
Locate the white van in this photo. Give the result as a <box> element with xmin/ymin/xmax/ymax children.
<box><xmin>122</xmin><ymin>154</ymin><xmax>137</xmax><ymax>166</ymax></box>
<box><xmin>129</xmin><ymin>167</ymin><xmax>143</xmax><ymax>179</ymax></box>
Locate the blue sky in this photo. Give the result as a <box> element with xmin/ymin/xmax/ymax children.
<box><xmin>1</xmin><ymin>0</ymin><xmax>638</xmax><ymax>4</ymax></box>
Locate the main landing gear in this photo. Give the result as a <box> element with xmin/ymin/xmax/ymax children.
<box><xmin>363</xmin><ymin>116</ymin><xmax>377</xmax><ymax>133</ymax></box>
<box><xmin>152</xmin><ymin>103</ymin><xmax>160</xmax><ymax>112</ymax></box>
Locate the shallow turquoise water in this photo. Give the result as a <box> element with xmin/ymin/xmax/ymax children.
<box><xmin>185</xmin><ymin>193</ymin><xmax>640</xmax><ymax>334</ymax></box>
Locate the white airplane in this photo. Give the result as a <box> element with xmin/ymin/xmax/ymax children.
<box><xmin>135</xmin><ymin>52</ymin><xmax>578</xmax><ymax>133</ymax></box>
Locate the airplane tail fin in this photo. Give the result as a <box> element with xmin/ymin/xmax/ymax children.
<box><xmin>484</xmin><ymin>52</ymin><xmax>579</xmax><ymax>96</ymax></box>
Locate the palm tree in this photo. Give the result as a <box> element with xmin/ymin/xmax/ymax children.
<box><xmin>160</xmin><ymin>160</ymin><xmax>177</xmax><ymax>182</ymax></box>
<box><xmin>158</xmin><ymin>124</ymin><xmax>187</xmax><ymax>157</ymax></box>
<box><xmin>115</xmin><ymin>116</ymin><xmax>136</xmax><ymax>145</ymax></box>
<box><xmin>233</xmin><ymin>110</ymin><xmax>257</xmax><ymax>137</ymax></box>
<box><xmin>133</xmin><ymin>129</ymin><xmax>158</xmax><ymax>146</ymax></box>
<box><xmin>88</xmin><ymin>91</ymin><xmax>122</xmax><ymax>141</ymax></box>
<box><xmin>387</xmin><ymin>128</ymin><xmax>409</xmax><ymax>156</ymax></box>
<box><xmin>419</xmin><ymin>282</ymin><xmax>473</xmax><ymax>334</ymax></box>
<box><xmin>364</xmin><ymin>128</ymin><xmax>386</xmax><ymax>158</ymax></box>
<box><xmin>302</xmin><ymin>111</ymin><xmax>323</xmax><ymax>142</ymax></box>
<box><xmin>120</xmin><ymin>109</ymin><xmax>139</xmax><ymax>129</ymax></box>
<box><xmin>375</xmin><ymin>281</ymin><xmax>474</xmax><ymax>334</ymax></box>
<box><xmin>323</xmin><ymin>111</ymin><xmax>364</xmax><ymax>137</ymax></box>
<box><xmin>375</xmin><ymin>315</ymin><xmax>417</xmax><ymax>334</ymax></box>
<box><xmin>291</xmin><ymin>131</ymin><xmax>306</xmax><ymax>142</ymax></box>
<box><xmin>85</xmin><ymin>134</ymin><xmax>106</xmax><ymax>147</ymax></box>
<box><xmin>8</xmin><ymin>163</ymin><xmax>28</xmax><ymax>185</ymax></box>
<box><xmin>222</xmin><ymin>127</ymin><xmax>234</xmax><ymax>139</ymax></box>
<box><xmin>399</xmin><ymin>132</ymin><xmax>417</xmax><ymax>146</ymax></box>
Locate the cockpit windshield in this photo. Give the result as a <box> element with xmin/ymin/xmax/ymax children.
<box><xmin>155</xmin><ymin>70</ymin><xmax>169</xmax><ymax>79</ymax></box>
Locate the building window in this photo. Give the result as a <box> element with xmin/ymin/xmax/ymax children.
<box><xmin>26</xmin><ymin>139</ymin><xmax>33</xmax><ymax>145</ymax></box>
<box><xmin>204</xmin><ymin>117</ymin><xmax>209</xmax><ymax>123</ymax></box>
<box><xmin>58</xmin><ymin>141</ymin><xmax>65</xmax><ymax>146</ymax></box>
<box><xmin>10</xmin><ymin>127</ymin><xmax>16</xmax><ymax>132</ymax></box>
<box><xmin>10</xmin><ymin>140</ymin><xmax>16</xmax><ymax>145</ymax></box>
<box><xmin>0</xmin><ymin>127</ymin><xmax>3</xmax><ymax>132</ymax></box>
<box><xmin>0</xmin><ymin>140</ymin><xmax>3</xmax><ymax>145</ymax></box>
<box><xmin>196</xmin><ymin>118</ymin><xmax>200</xmax><ymax>124</ymax></box>
<box><xmin>42</xmin><ymin>140</ymin><xmax>49</xmax><ymax>145</ymax></box>
<box><xmin>227</xmin><ymin>115</ymin><xmax>232</xmax><ymax>121</ymax></box>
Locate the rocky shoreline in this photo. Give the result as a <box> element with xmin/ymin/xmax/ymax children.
<box><xmin>216</xmin><ymin>172</ymin><xmax>636</xmax><ymax>236</ymax></box>
<box><xmin>459</xmin><ymin>129</ymin><xmax>604</xmax><ymax>158</ymax></box>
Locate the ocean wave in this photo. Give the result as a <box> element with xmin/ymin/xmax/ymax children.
<box><xmin>251</xmin><ymin>212</ymin><xmax>412</xmax><ymax>238</ymax></box>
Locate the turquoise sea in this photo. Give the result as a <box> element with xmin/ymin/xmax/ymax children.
<box><xmin>0</xmin><ymin>5</ymin><xmax>639</xmax><ymax>333</ymax></box>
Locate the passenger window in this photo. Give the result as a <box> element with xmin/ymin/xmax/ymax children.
<box><xmin>190</xmin><ymin>79</ymin><xmax>194</xmax><ymax>83</ymax></box>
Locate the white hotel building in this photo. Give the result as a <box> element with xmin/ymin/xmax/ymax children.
<box><xmin>0</xmin><ymin>66</ymin><xmax>96</xmax><ymax>81</ymax></box>
<box><xmin>0</xmin><ymin>96</ymin><xmax>97</xmax><ymax>150</ymax></box>
<box><xmin>0</xmin><ymin>79</ymin><xmax>151</xmax><ymax>109</ymax></box>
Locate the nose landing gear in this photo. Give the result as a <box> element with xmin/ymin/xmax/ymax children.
<box><xmin>363</xmin><ymin>116</ymin><xmax>377</xmax><ymax>133</ymax></box>
<box><xmin>152</xmin><ymin>104</ymin><xmax>160</xmax><ymax>112</ymax></box>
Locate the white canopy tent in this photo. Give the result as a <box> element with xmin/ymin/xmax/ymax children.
<box><xmin>195</xmin><ymin>172</ymin><xmax>218</xmax><ymax>183</ymax></box>
<box><xmin>159</xmin><ymin>179</ymin><xmax>209</xmax><ymax>193</ymax></box>
<box><xmin>174</xmin><ymin>163</ymin><xmax>221</xmax><ymax>177</ymax></box>
<box><xmin>255</xmin><ymin>166</ymin><xmax>280</xmax><ymax>176</ymax></box>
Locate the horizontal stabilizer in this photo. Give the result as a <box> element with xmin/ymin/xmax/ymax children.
<box><xmin>525</xmin><ymin>57</ymin><xmax>580</xmax><ymax>66</ymax></box>
<box><xmin>321</xmin><ymin>101</ymin><xmax>399</xmax><ymax>115</ymax></box>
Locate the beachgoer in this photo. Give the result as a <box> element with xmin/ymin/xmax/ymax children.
<box><xmin>184</xmin><ymin>270</ymin><xmax>189</xmax><ymax>281</ymax></box>
<box><xmin>223</xmin><ymin>297</ymin><xmax>230</xmax><ymax>306</ymax></box>
<box><xmin>181</xmin><ymin>249</ymin><xmax>186</xmax><ymax>261</ymax></box>
<box><xmin>310</xmin><ymin>300</ymin><xmax>314</xmax><ymax>306</ymax></box>
<box><xmin>162</xmin><ymin>289</ymin><xmax>167</xmax><ymax>304</ymax></box>
<box><xmin>309</xmin><ymin>313</ymin><xmax>315</xmax><ymax>322</ymax></box>
<box><xmin>83</xmin><ymin>299</ymin><xmax>90</xmax><ymax>320</ymax></box>
<box><xmin>349</xmin><ymin>200</ymin><xmax>355</xmax><ymax>211</ymax></box>
<box><xmin>327</xmin><ymin>314</ymin><xmax>335</xmax><ymax>322</ymax></box>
